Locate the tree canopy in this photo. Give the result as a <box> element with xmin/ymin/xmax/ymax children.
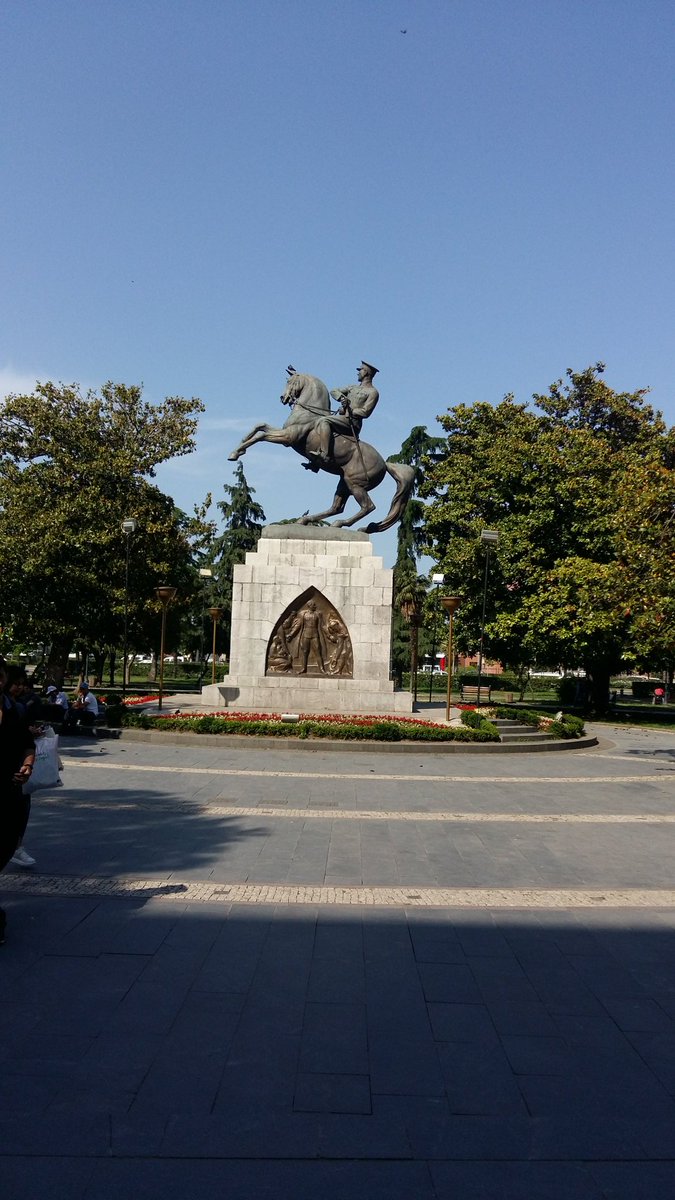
<box><xmin>421</xmin><ymin>365</ymin><xmax>675</xmax><ymax>709</ymax></box>
<box><xmin>389</xmin><ymin>426</ymin><xmax>443</xmax><ymax>680</ymax></box>
<box><xmin>196</xmin><ymin>463</ymin><xmax>266</xmax><ymax>654</ymax></box>
<box><xmin>0</xmin><ymin>381</ymin><xmax>204</xmax><ymax>678</ymax></box>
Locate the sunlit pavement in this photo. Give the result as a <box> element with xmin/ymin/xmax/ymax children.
<box><xmin>1</xmin><ymin>724</ymin><xmax>675</xmax><ymax>1198</ymax></box>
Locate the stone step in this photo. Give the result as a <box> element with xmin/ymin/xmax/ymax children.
<box><xmin>499</xmin><ymin>730</ymin><xmax>556</xmax><ymax>743</ymax></box>
<box><xmin>493</xmin><ymin>720</ymin><xmax>542</xmax><ymax>733</ymax></box>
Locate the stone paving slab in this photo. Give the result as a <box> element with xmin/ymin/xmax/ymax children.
<box><xmin>8</xmin><ymin>872</ymin><xmax>675</xmax><ymax>908</ymax></box>
<box><xmin>2</xmin><ymin>724</ymin><xmax>675</xmax><ymax>1194</ymax></box>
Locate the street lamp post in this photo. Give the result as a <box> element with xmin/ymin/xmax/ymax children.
<box><xmin>155</xmin><ymin>586</ymin><xmax>177</xmax><ymax>711</ymax></box>
<box><xmin>428</xmin><ymin>573</ymin><xmax>444</xmax><ymax>704</ymax></box>
<box><xmin>440</xmin><ymin>596</ymin><xmax>462</xmax><ymax>721</ymax></box>
<box><xmin>409</xmin><ymin>611</ymin><xmax>422</xmax><ymax>706</ymax></box>
<box><xmin>121</xmin><ymin>518</ymin><xmax>137</xmax><ymax>699</ymax></box>
<box><xmin>208</xmin><ymin>607</ymin><xmax>224</xmax><ymax>685</ymax></box>
<box><xmin>477</xmin><ymin>530</ymin><xmax>499</xmax><ymax>704</ymax></box>
<box><xmin>198</xmin><ymin>568</ymin><xmax>213</xmax><ymax>667</ymax></box>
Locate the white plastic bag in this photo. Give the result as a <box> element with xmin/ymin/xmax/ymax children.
<box><xmin>25</xmin><ymin>731</ymin><xmax>61</xmax><ymax>792</ymax></box>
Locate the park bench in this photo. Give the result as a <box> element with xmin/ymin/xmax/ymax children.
<box><xmin>460</xmin><ymin>684</ymin><xmax>492</xmax><ymax>704</ymax></box>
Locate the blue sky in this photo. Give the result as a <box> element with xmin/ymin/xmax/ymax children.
<box><xmin>3</xmin><ymin>0</ymin><xmax>674</xmax><ymax>566</ymax></box>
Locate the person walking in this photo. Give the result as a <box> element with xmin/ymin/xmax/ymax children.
<box><xmin>0</xmin><ymin>660</ymin><xmax>36</xmax><ymax>942</ymax></box>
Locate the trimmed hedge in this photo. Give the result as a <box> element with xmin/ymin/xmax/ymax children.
<box><xmin>494</xmin><ymin>705</ymin><xmax>541</xmax><ymax>726</ymax></box>
<box><xmin>121</xmin><ymin>711</ymin><xmax>500</xmax><ymax>742</ymax></box>
<box><xmin>460</xmin><ymin>710</ymin><xmax>499</xmax><ymax>738</ymax></box>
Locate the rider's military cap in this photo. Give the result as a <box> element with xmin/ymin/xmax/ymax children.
<box><xmin>360</xmin><ymin>360</ymin><xmax>379</xmax><ymax>376</ymax></box>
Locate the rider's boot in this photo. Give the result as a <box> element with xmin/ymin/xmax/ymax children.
<box><xmin>306</xmin><ymin>420</ymin><xmax>332</xmax><ymax>465</ymax></box>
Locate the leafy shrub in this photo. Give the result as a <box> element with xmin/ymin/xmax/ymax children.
<box><xmin>480</xmin><ymin>720</ymin><xmax>499</xmax><ymax>737</ymax></box>
<box><xmin>460</xmin><ymin>710</ymin><xmax>500</xmax><ymax>738</ymax></box>
<box><xmin>548</xmin><ymin>714</ymin><xmax>585</xmax><ymax>739</ymax></box>
<box><xmin>460</xmin><ymin>709</ymin><xmax>484</xmax><ymax>730</ymax></box>
<box><xmin>494</xmin><ymin>706</ymin><xmax>541</xmax><ymax>726</ymax></box>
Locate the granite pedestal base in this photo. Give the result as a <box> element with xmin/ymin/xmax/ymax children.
<box><xmin>200</xmin><ymin>524</ymin><xmax>412</xmax><ymax>715</ymax></box>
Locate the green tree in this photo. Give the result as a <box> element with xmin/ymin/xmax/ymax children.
<box><xmin>209</xmin><ymin>463</ymin><xmax>266</xmax><ymax>653</ymax></box>
<box><xmin>422</xmin><ymin>365</ymin><xmax>674</xmax><ymax>712</ymax></box>
<box><xmin>0</xmin><ymin>380</ymin><xmax>204</xmax><ymax>680</ymax></box>
<box><xmin>613</xmin><ymin>447</ymin><xmax>675</xmax><ymax>680</ymax></box>
<box><xmin>389</xmin><ymin>426</ymin><xmax>443</xmax><ymax>682</ymax></box>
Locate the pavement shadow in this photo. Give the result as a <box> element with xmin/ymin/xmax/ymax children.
<box><xmin>623</xmin><ymin>747</ymin><xmax>675</xmax><ymax>764</ymax></box>
<box><xmin>0</xmin><ymin>903</ymin><xmax>674</xmax><ymax>1197</ymax></box>
<box><xmin>11</xmin><ymin>784</ymin><xmax>267</xmax><ymax>879</ymax></box>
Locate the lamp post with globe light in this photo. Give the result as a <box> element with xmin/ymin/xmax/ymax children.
<box><xmin>198</xmin><ymin>568</ymin><xmax>213</xmax><ymax>668</ymax></box>
<box><xmin>440</xmin><ymin>595</ymin><xmax>462</xmax><ymax>721</ymax></box>
<box><xmin>121</xmin><ymin>518</ymin><xmax>137</xmax><ymax>699</ymax></box>
<box><xmin>428</xmin><ymin>573</ymin><xmax>444</xmax><ymax>703</ymax></box>
<box><xmin>208</xmin><ymin>607</ymin><xmax>224</xmax><ymax>685</ymax></box>
<box><xmin>155</xmin><ymin>586</ymin><xmax>177</xmax><ymax>710</ymax></box>
<box><xmin>477</xmin><ymin>530</ymin><xmax>499</xmax><ymax>704</ymax></box>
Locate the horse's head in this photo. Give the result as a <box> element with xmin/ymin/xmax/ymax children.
<box><xmin>280</xmin><ymin>372</ymin><xmax>331</xmax><ymax>413</ymax></box>
<box><xmin>280</xmin><ymin>373</ymin><xmax>304</xmax><ymax>407</ymax></box>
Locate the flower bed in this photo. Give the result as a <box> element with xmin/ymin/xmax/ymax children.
<box><xmin>121</xmin><ymin>709</ymin><xmax>499</xmax><ymax>742</ymax></box>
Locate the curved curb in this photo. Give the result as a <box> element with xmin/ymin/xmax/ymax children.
<box><xmin>117</xmin><ymin>728</ymin><xmax>599</xmax><ymax>755</ymax></box>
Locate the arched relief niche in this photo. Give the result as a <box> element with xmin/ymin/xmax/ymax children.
<box><xmin>266</xmin><ymin>586</ymin><xmax>353</xmax><ymax>678</ymax></box>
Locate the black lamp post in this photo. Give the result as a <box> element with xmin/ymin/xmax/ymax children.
<box><xmin>477</xmin><ymin>530</ymin><xmax>499</xmax><ymax>704</ymax></box>
<box><xmin>208</xmin><ymin>607</ymin><xmax>224</xmax><ymax>685</ymax></box>
<box><xmin>155</xmin><ymin>586</ymin><xmax>177</xmax><ymax>710</ymax></box>
<box><xmin>198</xmin><ymin>568</ymin><xmax>213</xmax><ymax>668</ymax></box>
<box><xmin>121</xmin><ymin>518</ymin><xmax>137</xmax><ymax>699</ymax></box>
<box><xmin>440</xmin><ymin>595</ymin><xmax>462</xmax><ymax>721</ymax></box>
<box><xmin>428</xmin><ymin>573</ymin><xmax>444</xmax><ymax>703</ymax></box>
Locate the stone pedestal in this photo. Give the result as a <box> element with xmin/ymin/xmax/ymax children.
<box><xmin>199</xmin><ymin>524</ymin><xmax>412</xmax><ymax>715</ymax></box>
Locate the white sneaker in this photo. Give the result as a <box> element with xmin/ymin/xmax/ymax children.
<box><xmin>11</xmin><ymin>847</ymin><xmax>36</xmax><ymax>868</ymax></box>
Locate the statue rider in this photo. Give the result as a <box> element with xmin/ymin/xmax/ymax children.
<box><xmin>306</xmin><ymin>361</ymin><xmax>379</xmax><ymax>467</ymax></box>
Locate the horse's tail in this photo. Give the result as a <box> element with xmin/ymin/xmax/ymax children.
<box><xmin>364</xmin><ymin>462</ymin><xmax>416</xmax><ymax>534</ymax></box>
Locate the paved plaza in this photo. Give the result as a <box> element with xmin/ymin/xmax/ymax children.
<box><xmin>2</xmin><ymin>723</ymin><xmax>675</xmax><ymax>1197</ymax></box>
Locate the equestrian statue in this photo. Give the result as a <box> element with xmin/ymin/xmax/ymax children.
<box><xmin>228</xmin><ymin>362</ymin><xmax>415</xmax><ymax>533</ymax></box>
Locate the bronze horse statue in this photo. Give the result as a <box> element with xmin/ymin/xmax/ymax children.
<box><xmin>228</xmin><ymin>372</ymin><xmax>414</xmax><ymax>532</ymax></box>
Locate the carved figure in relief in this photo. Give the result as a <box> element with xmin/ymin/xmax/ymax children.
<box><xmin>267</xmin><ymin>632</ymin><xmax>292</xmax><ymax>673</ymax></box>
<box><xmin>285</xmin><ymin>600</ymin><xmax>327</xmax><ymax>674</ymax></box>
<box><xmin>324</xmin><ymin>614</ymin><xmax>352</xmax><ymax>676</ymax></box>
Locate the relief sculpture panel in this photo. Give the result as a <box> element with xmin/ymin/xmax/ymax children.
<box><xmin>266</xmin><ymin>587</ymin><xmax>353</xmax><ymax>678</ymax></box>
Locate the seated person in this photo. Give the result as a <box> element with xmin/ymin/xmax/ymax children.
<box><xmin>42</xmin><ymin>684</ymin><xmax>69</xmax><ymax>724</ymax></box>
<box><xmin>63</xmin><ymin>682</ymin><xmax>99</xmax><ymax>730</ymax></box>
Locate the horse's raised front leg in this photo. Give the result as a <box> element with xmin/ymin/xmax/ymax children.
<box><xmin>228</xmin><ymin>424</ymin><xmax>269</xmax><ymax>460</ymax></box>
<box><xmin>298</xmin><ymin>479</ymin><xmax>350</xmax><ymax>525</ymax></box>
<box><xmin>229</xmin><ymin>424</ymin><xmax>292</xmax><ymax>461</ymax></box>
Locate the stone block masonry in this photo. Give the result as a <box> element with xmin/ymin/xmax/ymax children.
<box><xmin>200</xmin><ymin>524</ymin><xmax>412</xmax><ymax>714</ymax></box>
